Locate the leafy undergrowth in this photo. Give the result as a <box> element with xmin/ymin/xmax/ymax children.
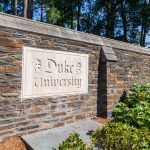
<box><xmin>113</xmin><ymin>83</ymin><xmax>150</xmax><ymax>129</ymax></box>
<box><xmin>52</xmin><ymin>133</ymin><xmax>93</xmax><ymax>150</ymax></box>
<box><xmin>91</xmin><ymin>122</ymin><xmax>150</xmax><ymax>150</ymax></box>
<box><xmin>54</xmin><ymin>83</ymin><xmax>150</xmax><ymax>150</ymax></box>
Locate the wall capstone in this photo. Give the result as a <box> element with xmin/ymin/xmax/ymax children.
<box><xmin>101</xmin><ymin>46</ymin><xmax>118</xmax><ymax>62</ymax></box>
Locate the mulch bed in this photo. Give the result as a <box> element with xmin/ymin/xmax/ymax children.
<box><xmin>0</xmin><ymin>137</ymin><xmax>28</xmax><ymax>150</ymax></box>
<box><xmin>93</xmin><ymin>117</ymin><xmax>112</xmax><ymax>125</ymax></box>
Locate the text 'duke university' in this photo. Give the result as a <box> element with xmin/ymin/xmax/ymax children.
<box><xmin>22</xmin><ymin>47</ymin><xmax>88</xmax><ymax>98</ymax></box>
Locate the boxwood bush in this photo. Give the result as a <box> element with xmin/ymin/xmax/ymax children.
<box><xmin>113</xmin><ymin>83</ymin><xmax>150</xmax><ymax>129</ymax></box>
<box><xmin>54</xmin><ymin>83</ymin><xmax>150</xmax><ymax>150</ymax></box>
<box><xmin>53</xmin><ymin>132</ymin><xmax>93</xmax><ymax>150</ymax></box>
<box><xmin>91</xmin><ymin>122</ymin><xmax>150</xmax><ymax>150</ymax></box>
<box><xmin>91</xmin><ymin>83</ymin><xmax>150</xmax><ymax>149</ymax></box>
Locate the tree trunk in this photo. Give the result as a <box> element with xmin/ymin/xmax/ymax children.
<box><xmin>70</xmin><ymin>2</ymin><xmax>73</xmax><ymax>29</ymax></box>
<box><xmin>14</xmin><ymin>0</ymin><xmax>18</xmax><ymax>15</ymax></box>
<box><xmin>27</xmin><ymin>0</ymin><xmax>33</xmax><ymax>19</ymax></box>
<box><xmin>109</xmin><ymin>11</ymin><xmax>115</xmax><ymax>38</ymax></box>
<box><xmin>140</xmin><ymin>0</ymin><xmax>149</xmax><ymax>46</ymax></box>
<box><xmin>106</xmin><ymin>12</ymin><xmax>110</xmax><ymax>38</ymax></box>
<box><xmin>140</xmin><ymin>18</ymin><xmax>144</xmax><ymax>46</ymax></box>
<box><xmin>24</xmin><ymin>0</ymin><xmax>28</xmax><ymax>18</ymax></box>
<box><xmin>140</xmin><ymin>18</ymin><xmax>147</xmax><ymax>47</ymax></box>
<box><xmin>109</xmin><ymin>0</ymin><xmax>119</xmax><ymax>39</ymax></box>
<box><xmin>77</xmin><ymin>0</ymin><xmax>81</xmax><ymax>31</ymax></box>
<box><xmin>41</xmin><ymin>0</ymin><xmax>44</xmax><ymax>22</ymax></box>
<box><xmin>71</xmin><ymin>11</ymin><xmax>73</xmax><ymax>29</ymax></box>
<box><xmin>121</xmin><ymin>10</ymin><xmax>127</xmax><ymax>42</ymax></box>
<box><xmin>61</xmin><ymin>11</ymin><xmax>64</xmax><ymax>27</ymax></box>
<box><xmin>142</xmin><ymin>19</ymin><xmax>147</xmax><ymax>46</ymax></box>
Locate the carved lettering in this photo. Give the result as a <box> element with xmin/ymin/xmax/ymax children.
<box><xmin>45</xmin><ymin>59</ymin><xmax>75</xmax><ymax>74</ymax></box>
<box><xmin>58</xmin><ymin>64</ymin><xmax>63</xmax><ymax>73</ymax></box>
<box><xmin>76</xmin><ymin>62</ymin><xmax>81</xmax><ymax>74</ymax></box>
<box><xmin>45</xmin><ymin>59</ymin><xmax>56</xmax><ymax>73</ymax></box>
<box><xmin>34</xmin><ymin>77</ymin><xmax>38</xmax><ymax>87</ymax></box>
<box><xmin>33</xmin><ymin>59</ymin><xmax>83</xmax><ymax>89</ymax></box>
<box><xmin>34</xmin><ymin>77</ymin><xmax>82</xmax><ymax>88</ymax></box>
<box><xmin>22</xmin><ymin>47</ymin><xmax>88</xmax><ymax>98</ymax></box>
<box><xmin>35</xmin><ymin>59</ymin><xmax>41</xmax><ymax>72</ymax></box>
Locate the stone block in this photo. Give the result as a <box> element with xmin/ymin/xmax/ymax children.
<box><xmin>53</xmin><ymin>121</ymin><xmax>65</xmax><ymax>128</ymax></box>
<box><xmin>52</xmin><ymin>112</ymin><xmax>66</xmax><ymax>118</ymax></box>
<box><xmin>17</xmin><ymin>125</ymin><xmax>39</xmax><ymax>131</ymax></box>
<box><xmin>28</xmin><ymin>113</ymin><xmax>48</xmax><ymax>119</ymax></box>
<box><xmin>101</xmin><ymin>46</ymin><xmax>115</xmax><ymax>54</ymax></box>
<box><xmin>105</xmin><ymin>53</ymin><xmax>117</xmax><ymax>62</ymax></box>
<box><xmin>0</xmin><ymin>66</ymin><xmax>20</xmax><ymax>73</ymax></box>
<box><xmin>0</xmin><ymin>37</ymin><xmax>22</xmax><ymax>48</ymax></box>
<box><xmin>32</xmin><ymin>99</ymin><xmax>48</xmax><ymax>106</ymax></box>
<box><xmin>75</xmin><ymin>114</ymin><xmax>86</xmax><ymax>120</ymax></box>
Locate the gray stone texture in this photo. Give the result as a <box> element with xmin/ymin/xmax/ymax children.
<box><xmin>22</xmin><ymin>119</ymin><xmax>102</xmax><ymax>150</ymax></box>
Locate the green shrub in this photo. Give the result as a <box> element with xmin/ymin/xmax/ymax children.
<box><xmin>91</xmin><ymin>122</ymin><xmax>150</xmax><ymax>150</ymax></box>
<box><xmin>53</xmin><ymin>132</ymin><xmax>93</xmax><ymax>150</ymax></box>
<box><xmin>113</xmin><ymin>83</ymin><xmax>150</xmax><ymax>129</ymax></box>
<box><xmin>53</xmin><ymin>83</ymin><xmax>150</xmax><ymax>150</ymax></box>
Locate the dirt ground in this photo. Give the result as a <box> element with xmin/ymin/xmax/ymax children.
<box><xmin>0</xmin><ymin>117</ymin><xmax>110</xmax><ymax>150</ymax></box>
<box><xmin>0</xmin><ymin>137</ymin><xmax>27</xmax><ymax>150</ymax></box>
<box><xmin>93</xmin><ymin>117</ymin><xmax>111</xmax><ymax>125</ymax></box>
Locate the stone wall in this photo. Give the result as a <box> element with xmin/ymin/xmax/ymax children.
<box><xmin>0</xmin><ymin>26</ymin><xmax>100</xmax><ymax>140</ymax></box>
<box><xmin>104</xmin><ymin>50</ymin><xmax>150</xmax><ymax>117</ymax></box>
<box><xmin>0</xmin><ymin>13</ymin><xmax>150</xmax><ymax>140</ymax></box>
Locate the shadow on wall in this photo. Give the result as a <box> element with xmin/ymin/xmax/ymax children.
<box><xmin>97</xmin><ymin>51</ymin><xmax>107</xmax><ymax>118</ymax></box>
<box><xmin>119</xmin><ymin>90</ymin><xmax>127</xmax><ymax>103</ymax></box>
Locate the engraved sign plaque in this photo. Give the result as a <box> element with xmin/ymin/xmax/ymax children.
<box><xmin>22</xmin><ymin>47</ymin><xmax>88</xmax><ymax>98</ymax></box>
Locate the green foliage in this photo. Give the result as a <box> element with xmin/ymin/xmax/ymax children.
<box><xmin>54</xmin><ymin>83</ymin><xmax>150</xmax><ymax>150</ymax></box>
<box><xmin>91</xmin><ymin>122</ymin><xmax>150</xmax><ymax>150</ymax></box>
<box><xmin>53</xmin><ymin>132</ymin><xmax>93</xmax><ymax>150</ymax></box>
<box><xmin>113</xmin><ymin>83</ymin><xmax>150</xmax><ymax>129</ymax></box>
<box><xmin>0</xmin><ymin>0</ymin><xmax>150</xmax><ymax>46</ymax></box>
<box><xmin>47</xmin><ymin>6</ymin><xmax>61</xmax><ymax>24</ymax></box>
<box><xmin>91</xmin><ymin>83</ymin><xmax>150</xmax><ymax>149</ymax></box>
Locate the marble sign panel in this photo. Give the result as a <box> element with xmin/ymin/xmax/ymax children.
<box><xmin>22</xmin><ymin>47</ymin><xmax>88</xmax><ymax>98</ymax></box>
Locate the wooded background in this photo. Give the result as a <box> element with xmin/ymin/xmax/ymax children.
<box><xmin>0</xmin><ymin>0</ymin><xmax>150</xmax><ymax>47</ymax></box>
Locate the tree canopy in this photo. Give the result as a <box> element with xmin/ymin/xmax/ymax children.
<box><xmin>0</xmin><ymin>0</ymin><xmax>150</xmax><ymax>47</ymax></box>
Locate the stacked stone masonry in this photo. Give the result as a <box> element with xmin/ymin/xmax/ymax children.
<box><xmin>0</xmin><ymin>13</ymin><xmax>150</xmax><ymax>140</ymax></box>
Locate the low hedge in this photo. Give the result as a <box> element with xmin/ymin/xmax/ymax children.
<box><xmin>113</xmin><ymin>83</ymin><xmax>150</xmax><ymax>129</ymax></box>
<box><xmin>53</xmin><ymin>83</ymin><xmax>150</xmax><ymax>150</ymax></box>
<box><xmin>53</xmin><ymin>132</ymin><xmax>93</xmax><ymax>150</ymax></box>
<box><xmin>91</xmin><ymin>122</ymin><xmax>150</xmax><ymax>150</ymax></box>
